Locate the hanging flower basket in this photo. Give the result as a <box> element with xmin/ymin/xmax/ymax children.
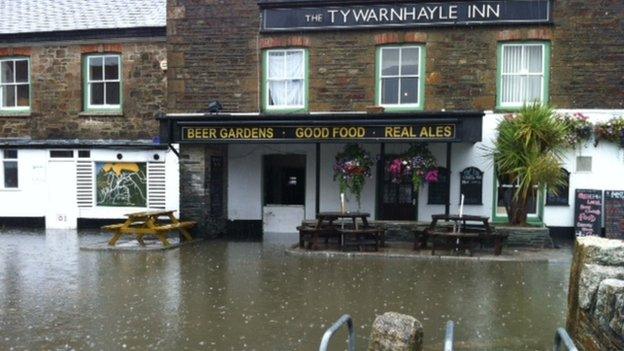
<box><xmin>333</xmin><ymin>144</ymin><xmax>374</xmax><ymax>208</ymax></box>
<box><xmin>594</xmin><ymin>117</ymin><xmax>624</xmax><ymax>147</ymax></box>
<box><xmin>388</xmin><ymin>144</ymin><xmax>439</xmax><ymax>189</ymax></box>
<box><xmin>556</xmin><ymin>112</ymin><xmax>593</xmax><ymax>148</ymax></box>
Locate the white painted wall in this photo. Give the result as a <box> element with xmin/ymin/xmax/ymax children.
<box><xmin>226</xmin><ymin>109</ymin><xmax>624</xmax><ymax>229</ymax></box>
<box><xmin>0</xmin><ymin>146</ymin><xmax>180</xmax><ymax>227</ymax></box>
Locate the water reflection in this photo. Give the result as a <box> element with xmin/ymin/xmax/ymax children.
<box><xmin>0</xmin><ymin>229</ymin><xmax>571</xmax><ymax>350</ymax></box>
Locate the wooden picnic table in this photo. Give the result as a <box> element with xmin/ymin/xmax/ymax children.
<box><xmin>315</xmin><ymin>211</ymin><xmax>370</xmax><ymax>230</ymax></box>
<box><xmin>102</xmin><ymin>210</ymin><xmax>196</xmax><ymax>247</ymax></box>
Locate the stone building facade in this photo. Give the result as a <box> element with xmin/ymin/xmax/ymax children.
<box><xmin>164</xmin><ymin>0</ymin><xmax>624</xmax><ymax>238</ymax></box>
<box><xmin>0</xmin><ymin>0</ymin><xmax>179</xmax><ymax>229</ymax></box>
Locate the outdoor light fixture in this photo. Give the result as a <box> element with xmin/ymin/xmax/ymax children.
<box><xmin>207</xmin><ymin>101</ymin><xmax>223</xmax><ymax>113</ymax></box>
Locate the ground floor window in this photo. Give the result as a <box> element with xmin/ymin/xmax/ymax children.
<box><xmin>496</xmin><ymin>178</ymin><xmax>539</xmax><ymax>217</ymax></box>
<box><xmin>546</xmin><ymin>168</ymin><xmax>570</xmax><ymax>206</ymax></box>
<box><xmin>2</xmin><ymin>149</ymin><xmax>18</xmax><ymax>188</ymax></box>
<box><xmin>263</xmin><ymin>154</ymin><xmax>306</xmax><ymax>205</ymax></box>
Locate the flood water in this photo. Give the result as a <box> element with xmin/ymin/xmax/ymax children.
<box><xmin>0</xmin><ymin>229</ymin><xmax>572</xmax><ymax>350</ymax></box>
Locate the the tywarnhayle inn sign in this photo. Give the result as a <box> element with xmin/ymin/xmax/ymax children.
<box><xmin>260</xmin><ymin>0</ymin><xmax>552</xmax><ymax>32</ymax></box>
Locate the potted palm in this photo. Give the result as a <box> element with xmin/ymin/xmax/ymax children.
<box><xmin>489</xmin><ymin>104</ymin><xmax>568</xmax><ymax>225</ymax></box>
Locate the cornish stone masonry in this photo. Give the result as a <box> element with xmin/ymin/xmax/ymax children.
<box><xmin>167</xmin><ymin>0</ymin><xmax>623</xmax><ymax>113</ymax></box>
<box><xmin>0</xmin><ymin>42</ymin><xmax>166</xmax><ymax>140</ymax></box>
<box><xmin>566</xmin><ymin>237</ymin><xmax>624</xmax><ymax>351</ymax></box>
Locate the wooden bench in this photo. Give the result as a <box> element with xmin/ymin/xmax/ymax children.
<box><xmin>338</xmin><ymin>228</ymin><xmax>383</xmax><ymax>252</ymax></box>
<box><xmin>427</xmin><ymin>230</ymin><xmax>480</xmax><ymax>256</ymax></box>
<box><xmin>102</xmin><ymin>210</ymin><xmax>196</xmax><ymax>247</ymax></box>
<box><xmin>297</xmin><ymin>225</ymin><xmax>339</xmax><ymax>250</ymax></box>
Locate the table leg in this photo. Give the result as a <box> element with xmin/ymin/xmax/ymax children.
<box><xmin>108</xmin><ymin>232</ymin><xmax>122</xmax><ymax>246</ymax></box>
<box><xmin>179</xmin><ymin>228</ymin><xmax>193</xmax><ymax>242</ymax></box>
<box><xmin>157</xmin><ymin>234</ymin><xmax>171</xmax><ymax>246</ymax></box>
<box><xmin>136</xmin><ymin>235</ymin><xmax>146</xmax><ymax>247</ymax></box>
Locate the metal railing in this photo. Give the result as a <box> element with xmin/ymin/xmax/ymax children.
<box><xmin>319</xmin><ymin>314</ymin><xmax>356</xmax><ymax>351</ymax></box>
<box><xmin>553</xmin><ymin>328</ymin><xmax>578</xmax><ymax>351</ymax></box>
<box><xmin>444</xmin><ymin>320</ymin><xmax>454</xmax><ymax>351</ymax></box>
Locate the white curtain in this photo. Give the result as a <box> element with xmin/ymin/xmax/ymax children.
<box><xmin>268</xmin><ymin>50</ymin><xmax>304</xmax><ymax>106</ymax></box>
<box><xmin>502</xmin><ymin>45</ymin><xmax>543</xmax><ymax>104</ymax></box>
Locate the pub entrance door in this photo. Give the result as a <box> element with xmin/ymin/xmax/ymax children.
<box><xmin>377</xmin><ymin>157</ymin><xmax>417</xmax><ymax>221</ymax></box>
<box><xmin>262</xmin><ymin>154</ymin><xmax>306</xmax><ymax>233</ymax></box>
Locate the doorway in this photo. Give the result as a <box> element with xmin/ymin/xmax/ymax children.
<box><xmin>262</xmin><ymin>154</ymin><xmax>306</xmax><ymax>233</ymax></box>
<box><xmin>378</xmin><ymin>156</ymin><xmax>417</xmax><ymax>221</ymax></box>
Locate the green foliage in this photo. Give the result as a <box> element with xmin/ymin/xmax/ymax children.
<box><xmin>594</xmin><ymin>117</ymin><xmax>624</xmax><ymax>146</ymax></box>
<box><xmin>489</xmin><ymin>104</ymin><xmax>567</xmax><ymax>224</ymax></box>
<box><xmin>333</xmin><ymin>144</ymin><xmax>374</xmax><ymax>207</ymax></box>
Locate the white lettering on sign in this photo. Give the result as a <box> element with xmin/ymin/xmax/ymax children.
<box><xmin>326</xmin><ymin>5</ymin><xmax>500</xmax><ymax>24</ymax></box>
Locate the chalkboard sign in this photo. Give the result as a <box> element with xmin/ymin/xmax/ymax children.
<box><xmin>210</xmin><ymin>156</ymin><xmax>224</xmax><ymax>217</ymax></box>
<box><xmin>604</xmin><ymin>190</ymin><xmax>624</xmax><ymax>240</ymax></box>
<box><xmin>546</xmin><ymin>168</ymin><xmax>570</xmax><ymax>206</ymax></box>
<box><xmin>428</xmin><ymin>167</ymin><xmax>449</xmax><ymax>205</ymax></box>
<box><xmin>460</xmin><ymin>167</ymin><xmax>483</xmax><ymax>205</ymax></box>
<box><xmin>574</xmin><ymin>189</ymin><xmax>603</xmax><ymax>237</ymax></box>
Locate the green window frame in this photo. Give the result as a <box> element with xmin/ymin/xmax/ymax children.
<box><xmin>262</xmin><ymin>48</ymin><xmax>309</xmax><ymax>113</ymax></box>
<box><xmin>0</xmin><ymin>57</ymin><xmax>31</xmax><ymax>115</ymax></box>
<box><xmin>82</xmin><ymin>54</ymin><xmax>123</xmax><ymax>114</ymax></box>
<box><xmin>375</xmin><ymin>45</ymin><xmax>426</xmax><ymax>112</ymax></box>
<box><xmin>491</xmin><ymin>170</ymin><xmax>545</xmax><ymax>225</ymax></box>
<box><xmin>496</xmin><ymin>41</ymin><xmax>550</xmax><ymax>111</ymax></box>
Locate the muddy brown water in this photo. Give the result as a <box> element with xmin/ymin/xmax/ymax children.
<box><xmin>0</xmin><ymin>229</ymin><xmax>572</xmax><ymax>350</ymax></box>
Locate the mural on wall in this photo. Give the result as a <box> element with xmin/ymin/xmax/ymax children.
<box><xmin>96</xmin><ymin>162</ymin><xmax>147</xmax><ymax>207</ymax></box>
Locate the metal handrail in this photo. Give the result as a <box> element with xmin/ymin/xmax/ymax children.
<box><xmin>319</xmin><ymin>314</ymin><xmax>356</xmax><ymax>351</ymax></box>
<box><xmin>444</xmin><ymin>320</ymin><xmax>454</xmax><ymax>351</ymax></box>
<box><xmin>554</xmin><ymin>328</ymin><xmax>578</xmax><ymax>351</ymax></box>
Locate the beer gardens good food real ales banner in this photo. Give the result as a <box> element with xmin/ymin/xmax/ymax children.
<box><xmin>574</xmin><ymin>189</ymin><xmax>603</xmax><ymax>237</ymax></box>
<box><xmin>604</xmin><ymin>190</ymin><xmax>624</xmax><ymax>240</ymax></box>
<box><xmin>96</xmin><ymin>162</ymin><xmax>147</xmax><ymax>207</ymax></box>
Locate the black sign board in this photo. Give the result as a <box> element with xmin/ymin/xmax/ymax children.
<box><xmin>574</xmin><ymin>189</ymin><xmax>603</xmax><ymax>237</ymax></box>
<box><xmin>210</xmin><ymin>156</ymin><xmax>224</xmax><ymax>217</ymax></box>
<box><xmin>604</xmin><ymin>190</ymin><xmax>624</xmax><ymax>240</ymax></box>
<box><xmin>428</xmin><ymin>167</ymin><xmax>449</xmax><ymax>205</ymax></box>
<box><xmin>460</xmin><ymin>167</ymin><xmax>483</xmax><ymax>205</ymax></box>
<box><xmin>261</xmin><ymin>0</ymin><xmax>552</xmax><ymax>32</ymax></box>
<box><xmin>181</xmin><ymin>124</ymin><xmax>457</xmax><ymax>143</ymax></box>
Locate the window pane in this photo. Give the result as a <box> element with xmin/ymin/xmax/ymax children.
<box><xmin>526</xmin><ymin>76</ymin><xmax>542</xmax><ymax>103</ymax></box>
<box><xmin>401</xmin><ymin>48</ymin><xmax>420</xmax><ymax>75</ymax></box>
<box><xmin>15</xmin><ymin>60</ymin><xmax>28</xmax><ymax>83</ymax></box>
<box><xmin>501</xmin><ymin>75</ymin><xmax>522</xmax><ymax>104</ymax></box>
<box><xmin>268</xmin><ymin>51</ymin><xmax>284</xmax><ymax>79</ymax></box>
<box><xmin>105</xmin><ymin>82</ymin><xmax>120</xmax><ymax>105</ymax></box>
<box><xmin>1</xmin><ymin>61</ymin><xmax>14</xmax><ymax>83</ymax></box>
<box><xmin>104</xmin><ymin>56</ymin><xmax>119</xmax><ymax>80</ymax></box>
<box><xmin>2</xmin><ymin>85</ymin><xmax>16</xmax><ymax>107</ymax></box>
<box><xmin>90</xmin><ymin>82</ymin><xmax>104</xmax><ymax>105</ymax></box>
<box><xmin>4</xmin><ymin>161</ymin><xmax>18</xmax><ymax>188</ymax></box>
<box><xmin>526</xmin><ymin>46</ymin><xmax>543</xmax><ymax>73</ymax></box>
<box><xmin>16</xmin><ymin>85</ymin><xmax>29</xmax><ymax>107</ymax></box>
<box><xmin>89</xmin><ymin>57</ymin><xmax>103</xmax><ymax>80</ymax></box>
<box><xmin>268</xmin><ymin>80</ymin><xmax>287</xmax><ymax>106</ymax></box>
<box><xmin>400</xmin><ymin>77</ymin><xmax>419</xmax><ymax>104</ymax></box>
<box><xmin>381</xmin><ymin>77</ymin><xmax>399</xmax><ymax>104</ymax></box>
<box><xmin>381</xmin><ymin>48</ymin><xmax>399</xmax><ymax>76</ymax></box>
<box><xmin>286</xmin><ymin>79</ymin><xmax>304</xmax><ymax>106</ymax></box>
<box><xmin>50</xmin><ymin>150</ymin><xmax>74</xmax><ymax>158</ymax></box>
<box><xmin>503</xmin><ymin>46</ymin><xmax>522</xmax><ymax>74</ymax></box>
<box><xmin>285</xmin><ymin>51</ymin><xmax>304</xmax><ymax>79</ymax></box>
<box><xmin>4</xmin><ymin>150</ymin><xmax>17</xmax><ymax>159</ymax></box>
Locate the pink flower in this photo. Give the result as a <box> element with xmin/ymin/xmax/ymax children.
<box><xmin>425</xmin><ymin>169</ymin><xmax>439</xmax><ymax>183</ymax></box>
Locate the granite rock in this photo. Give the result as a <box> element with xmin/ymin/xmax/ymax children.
<box><xmin>368</xmin><ymin>312</ymin><xmax>423</xmax><ymax>351</ymax></box>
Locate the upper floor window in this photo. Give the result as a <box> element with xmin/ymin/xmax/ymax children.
<box><xmin>264</xmin><ymin>49</ymin><xmax>307</xmax><ymax>111</ymax></box>
<box><xmin>0</xmin><ymin>58</ymin><xmax>30</xmax><ymax>111</ymax></box>
<box><xmin>85</xmin><ymin>54</ymin><xmax>121</xmax><ymax>111</ymax></box>
<box><xmin>2</xmin><ymin>149</ymin><xmax>18</xmax><ymax>189</ymax></box>
<box><xmin>498</xmin><ymin>42</ymin><xmax>550</xmax><ymax>109</ymax></box>
<box><xmin>377</xmin><ymin>46</ymin><xmax>425</xmax><ymax>110</ymax></box>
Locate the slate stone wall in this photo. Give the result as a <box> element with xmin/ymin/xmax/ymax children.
<box><xmin>0</xmin><ymin>41</ymin><xmax>167</xmax><ymax>140</ymax></box>
<box><xmin>566</xmin><ymin>237</ymin><xmax>624</xmax><ymax>351</ymax></box>
<box><xmin>167</xmin><ymin>0</ymin><xmax>624</xmax><ymax>113</ymax></box>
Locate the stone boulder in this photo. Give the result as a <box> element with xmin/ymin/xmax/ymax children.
<box><xmin>566</xmin><ymin>237</ymin><xmax>624</xmax><ymax>351</ymax></box>
<box><xmin>368</xmin><ymin>312</ymin><xmax>423</xmax><ymax>351</ymax></box>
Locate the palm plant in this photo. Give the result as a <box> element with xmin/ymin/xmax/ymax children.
<box><xmin>489</xmin><ymin>104</ymin><xmax>568</xmax><ymax>225</ymax></box>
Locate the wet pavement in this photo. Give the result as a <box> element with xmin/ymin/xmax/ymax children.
<box><xmin>0</xmin><ymin>228</ymin><xmax>572</xmax><ymax>350</ymax></box>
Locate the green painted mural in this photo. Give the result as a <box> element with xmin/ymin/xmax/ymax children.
<box><xmin>95</xmin><ymin>162</ymin><xmax>147</xmax><ymax>207</ymax></box>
